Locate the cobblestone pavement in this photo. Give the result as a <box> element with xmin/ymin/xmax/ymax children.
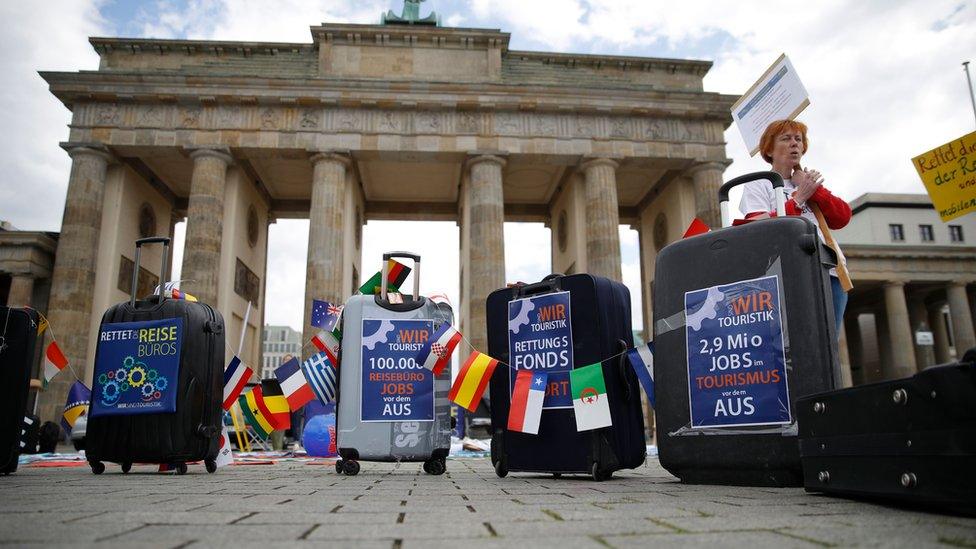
<box><xmin>2</xmin><ymin>457</ymin><xmax>975</xmax><ymax>548</ymax></box>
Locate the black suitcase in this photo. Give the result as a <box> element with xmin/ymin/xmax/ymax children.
<box><xmin>85</xmin><ymin>237</ymin><xmax>225</xmax><ymax>475</ymax></box>
<box><xmin>797</xmin><ymin>350</ymin><xmax>976</xmax><ymax>513</ymax></box>
<box><xmin>20</xmin><ymin>414</ymin><xmax>40</xmax><ymax>455</ymax></box>
<box><xmin>653</xmin><ymin>171</ymin><xmax>843</xmax><ymax>486</ymax></box>
<box><xmin>0</xmin><ymin>307</ymin><xmax>38</xmax><ymax>474</ymax></box>
<box><xmin>487</xmin><ymin>274</ymin><xmax>646</xmax><ymax>480</ymax></box>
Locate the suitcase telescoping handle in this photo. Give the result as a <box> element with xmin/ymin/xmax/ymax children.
<box><xmin>718</xmin><ymin>171</ymin><xmax>786</xmax><ymax>228</ymax></box>
<box><xmin>381</xmin><ymin>251</ymin><xmax>421</xmax><ymax>302</ymax></box>
<box><xmin>131</xmin><ymin>236</ymin><xmax>171</xmax><ymax>307</ymax></box>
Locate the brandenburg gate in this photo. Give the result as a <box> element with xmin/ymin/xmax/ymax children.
<box><xmin>36</xmin><ymin>17</ymin><xmax>735</xmax><ymax>421</ymax></box>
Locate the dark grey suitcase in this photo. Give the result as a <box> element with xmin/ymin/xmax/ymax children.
<box><xmin>0</xmin><ymin>307</ymin><xmax>38</xmax><ymax>474</ymax></box>
<box><xmin>85</xmin><ymin>237</ymin><xmax>225</xmax><ymax>475</ymax></box>
<box><xmin>653</xmin><ymin>171</ymin><xmax>843</xmax><ymax>486</ymax></box>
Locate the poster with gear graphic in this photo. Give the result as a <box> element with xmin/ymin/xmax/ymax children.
<box><xmin>360</xmin><ymin>318</ymin><xmax>434</xmax><ymax>422</ymax></box>
<box><xmin>90</xmin><ymin>318</ymin><xmax>183</xmax><ymax>417</ymax></box>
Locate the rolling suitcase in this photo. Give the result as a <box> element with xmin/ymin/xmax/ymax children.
<box><xmin>487</xmin><ymin>274</ymin><xmax>646</xmax><ymax>480</ymax></box>
<box><xmin>653</xmin><ymin>171</ymin><xmax>843</xmax><ymax>486</ymax></box>
<box><xmin>0</xmin><ymin>306</ymin><xmax>38</xmax><ymax>474</ymax></box>
<box><xmin>335</xmin><ymin>252</ymin><xmax>453</xmax><ymax>476</ymax></box>
<box><xmin>85</xmin><ymin>237</ymin><xmax>225</xmax><ymax>475</ymax></box>
<box><xmin>797</xmin><ymin>349</ymin><xmax>976</xmax><ymax>513</ymax></box>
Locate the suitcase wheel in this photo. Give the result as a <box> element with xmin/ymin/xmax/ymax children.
<box><xmin>423</xmin><ymin>458</ymin><xmax>446</xmax><ymax>476</ymax></box>
<box><xmin>334</xmin><ymin>459</ymin><xmax>344</xmax><ymax>474</ymax></box>
<box><xmin>89</xmin><ymin>461</ymin><xmax>105</xmax><ymax>475</ymax></box>
<box><xmin>176</xmin><ymin>463</ymin><xmax>188</xmax><ymax>475</ymax></box>
<box><xmin>591</xmin><ymin>463</ymin><xmax>612</xmax><ymax>482</ymax></box>
<box><xmin>121</xmin><ymin>463</ymin><xmax>132</xmax><ymax>474</ymax></box>
<box><xmin>493</xmin><ymin>460</ymin><xmax>507</xmax><ymax>478</ymax></box>
<box><xmin>342</xmin><ymin>460</ymin><xmax>360</xmax><ymax>476</ymax></box>
<box><xmin>205</xmin><ymin>459</ymin><xmax>217</xmax><ymax>474</ymax></box>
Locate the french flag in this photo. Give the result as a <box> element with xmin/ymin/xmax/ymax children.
<box><xmin>507</xmin><ymin>370</ymin><xmax>547</xmax><ymax>435</ymax></box>
<box><xmin>415</xmin><ymin>324</ymin><xmax>463</xmax><ymax>376</ymax></box>
<box><xmin>311</xmin><ymin>330</ymin><xmax>340</xmax><ymax>366</ymax></box>
<box><xmin>275</xmin><ymin>356</ymin><xmax>316</xmax><ymax>410</ymax></box>
<box><xmin>222</xmin><ymin>356</ymin><xmax>252</xmax><ymax>411</ymax></box>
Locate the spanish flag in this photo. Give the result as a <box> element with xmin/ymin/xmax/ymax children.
<box><xmin>449</xmin><ymin>351</ymin><xmax>499</xmax><ymax>412</ymax></box>
<box><xmin>260</xmin><ymin>379</ymin><xmax>291</xmax><ymax>430</ymax></box>
<box><xmin>238</xmin><ymin>387</ymin><xmax>273</xmax><ymax>438</ymax></box>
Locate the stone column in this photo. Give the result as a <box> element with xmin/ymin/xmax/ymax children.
<box><xmin>875</xmin><ymin>312</ymin><xmax>892</xmax><ymax>383</ymax></box>
<box><xmin>37</xmin><ymin>143</ymin><xmax>112</xmax><ymax>423</ymax></box>
<box><xmin>845</xmin><ymin>315</ymin><xmax>865</xmax><ymax>386</ymax></box>
<box><xmin>302</xmin><ymin>151</ymin><xmax>350</xmax><ymax>357</ymax></box>
<box><xmin>947</xmin><ymin>282</ymin><xmax>976</xmax><ymax>354</ymax></box>
<box><xmin>181</xmin><ymin>147</ymin><xmax>232</xmax><ymax>306</ymax></box>
<box><xmin>836</xmin><ymin>322</ymin><xmax>853</xmax><ymax>388</ymax></box>
<box><xmin>929</xmin><ymin>304</ymin><xmax>951</xmax><ymax>363</ymax></box>
<box><xmin>465</xmin><ymin>154</ymin><xmax>507</xmax><ymax>353</ymax></box>
<box><xmin>687</xmin><ymin>162</ymin><xmax>728</xmax><ymax>229</ymax></box>
<box><xmin>580</xmin><ymin>157</ymin><xmax>622</xmax><ymax>281</ymax></box>
<box><xmin>908</xmin><ymin>296</ymin><xmax>935</xmax><ymax>370</ymax></box>
<box><xmin>882</xmin><ymin>281</ymin><xmax>917</xmax><ymax>378</ymax></box>
<box><xmin>7</xmin><ymin>274</ymin><xmax>34</xmax><ymax>308</ymax></box>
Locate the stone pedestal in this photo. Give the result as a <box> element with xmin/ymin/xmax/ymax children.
<box><xmin>687</xmin><ymin>162</ymin><xmax>727</xmax><ymax>228</ymax></box>
<box><xmin>7</xmin><ymin>274</ymin><xmax>34</xmax><ymax>308</ymax></box>
<box><xmin>947</xmin><ymin>282</ymin><xmax>976</xmax><ymax>354</ymax></box>
<box><xmin>581</xmin><ymin>157</ymin><xmax>622</xmax><ymax>281</ymax></box>
<box><xmin>464</xmin><ymin>154</ymin><xmax>506</xmax><ymax>354</ymax></box>
<box><xmin>181</xmin><ymin>147</ymin><xmax>232</xmax><ymax>306</ymax></box>
<box><xmin>883</xmin><ymin>281</ymin><xmax>917</xmax><ymax>378</ymax></box>
<box><xmin>37</xmin><ymin>143</ymin><xmax>112</xmax><ymax>423</ymax></box>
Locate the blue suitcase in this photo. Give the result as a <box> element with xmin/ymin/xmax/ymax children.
<box><xmin>487</xmin><ymin>274</ymin><xmax>646</xmax><ymax>480</ymax></box>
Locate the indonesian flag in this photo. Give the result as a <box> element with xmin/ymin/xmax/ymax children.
<box><xmin>508</xmin><ymin>370</ymin><xmax>547</xmax><ymax>435</ymax></box>
<box><xmin>415</xmin><ymin>323</ymin><xmax>462</xmax><ymax>376</ymax></box>
<box><xmin>43</xmin><ymin>340</ymin><xmax>68</xmax><ymax>383</ymax></box>
<box><xmin>311</xmin><ymin>329</ymin><xmax>340</xmax><ymax>366</ymax></box>
<box><xmin>222</xmin><ymin>356</ymin><xmax>253</xmax><ymax>410</ymax></box>
<box><xmin>570</xmin><ymin>363</ymin><xmax>613</xmax><ymax>431</ymax></box>
<box><xmin>274</xmin><ymin>356</ymin><xmax>316</xmax><ymax>410</ymax></box>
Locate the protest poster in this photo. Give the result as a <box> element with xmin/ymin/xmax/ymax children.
<box><xmin>911</xmin><ymin>130</ymin><xmax>976</xmax><ymax>222</ymax></box>
<box><xmin>732</xmin><ymin>54</ymin><xmax>810</xmax><ymax>156</ymax></box>
<box><xmin>360</xmin><ymin>319</ymin><xmax>434</xmax><ymax>422</ymax></box>
<box><xmin>508</xmin><ymin>291</ymin><xmax>574</xmax><ymax>410</ymax></box>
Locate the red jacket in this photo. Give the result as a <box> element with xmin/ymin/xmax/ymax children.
<box><xmin>738</xmin><ymin>185</ymin><xmax>851</xmax><ymax>229</ymax></box>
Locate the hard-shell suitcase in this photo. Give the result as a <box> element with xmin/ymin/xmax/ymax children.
<box><xmin>0</xmin><ymin>306</ymin><xmax>38</xmax><ymax>474</ymax></box>
<box><xmin>335</xmin><ymin>252</ymin><xmax>453</xmax><ymax>476</ymax></box>
<box><xmin>797</xmin><ymin>349</ymin><xmax>976</xmax><ymax>513</ymax></box>
<box><xmin>653</xmin><ymin>171</ymin><xmax>843</xmax><ymax>486</ymax></box>
<box><xmin>85</xmin><ymin>237</ymin><xmax>225</xmax><ymax>475</ymax></box>
<box><xmin>487</xmin><ymin>274</ymin><xmax>646</xmax><ymax>480</ymax></box>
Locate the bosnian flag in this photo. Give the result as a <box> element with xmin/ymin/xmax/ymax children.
<box><xmin>43</xmin><ymin>340</ymin><xmax>69</xmax><ymax>383</ymax></box>
<box><xmin>275</xmin><ymin>356</ymin><xmax>316</xmax><ymax>410</ymax></box>
<box><xmin>311</xmin><ymin>329</ymin><xmax>340</xmax><ymax>366</ymax></box>
<box><xmin>627</xmin><ymin>343</ymin><xmax>656</xmax><ymax>407</ymax></box>
<box><xmin>415</xmin><ymin>323</ymin><xmax>462</xmax><ymax>376</ymax></box>
<box><xmin>508</xmin><ymin>370</ymin><xmax>547</xmax><ymax>435</ymax></box>
<box><xmin>222</xmin><ymin>356</ymin><xmax>252</xmax><ymax>410</ymax></box>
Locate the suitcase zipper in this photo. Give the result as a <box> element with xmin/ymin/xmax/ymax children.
<box><xmin>199</xmin><ymin>302</ymin><xmax>219</xmax><ymax>453</ymax></box>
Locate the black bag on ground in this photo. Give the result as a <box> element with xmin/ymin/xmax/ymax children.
<box><xmin>797</xmin><ymin>349</ymin><xmax>976</xmax><ymax>513</ymax></box>
<box><xmin>38</xmin><ymin>421</ymin><xmax>60</xmax><ymax>454</ymax></box>
<box><xmin>84</xmin><ymin>237</ymin><xmax>224</xmax><ymax>475</ymax></box>
<box><xmin>0</xmin><ymin>307</ymin><xmax>38</xmax><ymax>474</ymax></box>
<box><xmin>487</xmin><ymin>274</ymin><xmax>646</xmax><ymax>481</ymax></box>
<box><xmin>652</xmin><ymin>172</ymin><xmax>843</xmax><ymax>487</ymax></box>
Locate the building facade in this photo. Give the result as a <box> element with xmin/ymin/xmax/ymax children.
<box><xmin>261</xmin><ymin>325</ymin><xmax>302</xmax><ymax>381</ymax></box>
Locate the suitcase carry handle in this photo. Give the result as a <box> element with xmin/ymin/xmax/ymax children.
<box><xmin>516</xmin><ymin>274</ymin><xmax>562</xmax><ymax>298</ymax></box>
<box><xmin>381</xmin><ymin>251</ymin><xmax>421</xmax><ymax>302</ymax></box>
<box><xmin>616</xmin><ymin>339</ymin><xmax>632</xmax><ymax>403</ymax></box>
<box><xmin>131</xmin><ymin>237</ymin><xmax>171</xmax><ymax>307</ymax></box>
<box><xmin>718</xmin><ymin>171</ymin><xmax>786</xmax><ymax>228</ymax></box>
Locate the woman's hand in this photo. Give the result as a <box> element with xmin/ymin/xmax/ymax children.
<box><xmin>792</xmin><ymin>167</ymin><xmax>823</xmax><ymax>204</ymax></box>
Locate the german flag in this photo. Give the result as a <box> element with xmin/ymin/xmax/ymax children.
<box><xmin>239</xmin><ymin>387</ymin><xmax>273</xmax><ymax>438</ymax></box>
<box><xmin>260</xmin><ymin>379</ymin><xmax>291</xmax><ymax>430</ymax></box>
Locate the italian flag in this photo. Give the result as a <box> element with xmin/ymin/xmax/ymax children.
<box><xmin>570</xmin><ymin>363</ymin><xmax>613</xmax><ymax>432</ymax></box>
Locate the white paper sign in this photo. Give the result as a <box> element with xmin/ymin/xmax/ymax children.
<box><xmin>915</xmin><ymin>331</ymin><xmax>934</xmax><ymax>346</ymax></box>
<box><xmin>732</xmin><ymin>54</ymin><xmax>811</xmax><ymax>156</ymax></box>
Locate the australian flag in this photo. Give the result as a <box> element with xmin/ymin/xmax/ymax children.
<box><xmin>311</xmin><ymin>299</ymin><xmax>343</xmax><ymax>332</ymax></box>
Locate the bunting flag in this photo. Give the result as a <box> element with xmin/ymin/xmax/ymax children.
<box><xmin>627</xmin><ymin>343</ymin><xmax>656</xmax><ymax>407</ymax></box>
<box><xmin>415</xmin><ymin>323</ymin><xmax>462</xmax><ymax>376</ymax></box>
<box><xmin>302</xmin><ymin>352</ymin><xmax>339</xmax><ymax>405</ymax></box>
<box><xmin>570</xmin><ymin>363</ymin><xmax>613</xmax><ymax>431</ymax></box>
<box><xmin>508</xmin><ymin>370</ymin><xmax>547</xmax><ymax>435</ymax></box>
<box><xmin>43</xmin><ymin>340</ymin><xmax>68</xmax><ymax>383</ymax></box>
<box><xmin>37</xmin><ymin>317</ymin><xmax>48</xmax><ymax>336</ymax></box>
<box><xmin>311</xmin><ymin>299</ymin><xmax>343</xmax><ymax>332</ymax></box>
<box><xmin>171</xmin><ymin>288</ymin><xmax>198</xmax><ymax>302</ymax></box>
<box><xmin>61</xmin><ymin>381</ymin><xmax>91</xmax><ymax>435</ymax></box>
<box><xmin>449</xmin><ymin>351</ymin><xmax>499</xmax><ymax>412</ymax></box>
<box><xmin>222</xmin><ymin>356</ymin><xmax>253</xmax><ymax>410</ymax></box>
<box><xmin>260</xmin><ymin>379</ymin><xmax>291</xmax><ymax>430</ymax></box>
<box><xmin>683</xmin><ymin>217</ymin><xmax>711</xmax><ymax>238</ymax></box>
<box><xmin>275</xmin><ymin>356</ymin><xmax>315</xmax><ymax>410</ymax></box>
<box><xmin>311</xmin><ymin>329</ymin><xmax>341</xmax><ymax>366</ymax></box>
<box><xmin>359</xmin><ymin>259</ymin><xmax>411</xmax><ymax>295</ymax></box>
<box><xmin>215</xmin><ymin>426</ymin><xmax>234</xmax><ymax>468</ymax></box>
<box><xmin>239</xmin><ymin>388</ymin><xmax>273</xmax><ymax>438</ymax></box>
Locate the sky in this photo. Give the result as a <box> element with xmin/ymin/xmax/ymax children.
<box><xmin>1</xmin><ymin>0</ymin><xmax>974</xmax><ymax>334</ymax></box>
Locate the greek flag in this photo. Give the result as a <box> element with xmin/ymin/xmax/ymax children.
<box><xmin>302</xmin><ymin>352</ymin><xmax>338</xmax><ymax>405</ymax></box>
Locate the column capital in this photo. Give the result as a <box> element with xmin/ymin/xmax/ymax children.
<box><xmin>884</xmin><ymin>280</ymin><xmax>906</xmax><ymax>288</ymax></box>
<box><xmin>60</xmin><ymin>142</ymin><xmax>113</xmax><ymax>163</ymax></box>
<box><xmin>186</xmin><ymin>145</ymin><xmax>233</xmax><ymax>164</ymax></box>
<box><xmin>309</xmin><ymin>149</ymin><xmax>352</xmax><ymax>167</ymax></box>
<box><xmin>579</xmin><ymin>157</ymin><xmax>620</xmax><ymax>172</ymax></box>
<box><xmin>684</xmin><ymin>160</ymin><xmax>731</xmax><ymax>176</ymax></box>
<box><xmin>466</xmin><ymin>153</ymin><xmax>507</xmax><ymax>170</ymax></box>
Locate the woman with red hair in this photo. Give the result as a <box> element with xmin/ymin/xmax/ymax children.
<box><xmin>738</xmin><ymin>119</ymin><xmax>852</xmax><ymax>332</ymax></box>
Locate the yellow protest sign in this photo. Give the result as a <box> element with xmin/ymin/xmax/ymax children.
<box><xmin>912</xmin><ymin>131</ymin><xmax>976</xmax><ymax>222</ymax></box>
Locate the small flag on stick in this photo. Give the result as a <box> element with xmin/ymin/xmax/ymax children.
<box><xmin>239</xmin><ymin>388</ymin><xmax>273</xmax><ymax>438</ymax></box>
<box><xmin>302</xmin><ymin>352</ymin><xmax>339</xmax><ymax>405</ymax></box>
<box><xmin>570</xmin><ymin>363</ymin><xmax>613</xmax><ymax>431</ymax></box>
<box><xmin>222</xmin><ymin>356</ymin><xmax>253</xmax><ymax>411</ymax></box>
<box><xmin>61</xmin><ymin>381</ymin><xmax>91</xmax><ymax>435</ymax></box>
<box><xmin>43</xmin><ymin>340</ymin><xmax>68</xmax><ymax>383</ymax></box>
<box><xmin>311</xmin><ymin>329</ymin><xmax>341</xmax><ymax>367</ymax></box>
<box><xmin>311</xmin><ymin>299</ymin><xmax>343</xmax><ymax>332</ymax></box>
<box><xmin>359</xmin><ymin>259</ymin><xmax>411</xmax><ymax>295</ymax></box>
<box><xmin>449</xmin><ymin>351</ymin><xmax>499</xmax><ymax>412</ymax></box>
<box><xmin>415</xmin><ymin>323</ymin><xmax>462</xmax><ymax>376</ymax></box>
<box><xmin>508</xmin><ymin>370</ymin><xmax>547</xmax><ymax>435</ymax></box>
<box><xmin>627</xmin><ymin>343</ymin><xmax>656</xmax><ymax>407</ymax></box>
<box><xmin>275</xmin><ymin>357</ymin><xmax>316</xmax><ymax>410</ymax></box>
<box><xmin>260</xmin><ymin>379</ymin><xmax>291</xmax><ymax>430</ymax></box>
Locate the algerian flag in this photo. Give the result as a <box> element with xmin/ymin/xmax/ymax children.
<box><xmin>570</xmin><ymin>363</ymin><xmax>612</xmax><ymax>431</ymax></box>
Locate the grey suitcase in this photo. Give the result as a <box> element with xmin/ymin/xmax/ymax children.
<box><xmin>335</xmin><ymin>252</ymin><xmax>453</xmax><ymax>476</ymax></box>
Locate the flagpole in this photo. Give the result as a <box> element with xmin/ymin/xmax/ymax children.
<box><xmin>965</xmin><ymin>61</ymin><xmax>976</xmax><ymax>128</ymax></box>
<box><xmin>238</xmin><ymin>301</ymin><xmax>252</xmax><ymax>356</ymax></box>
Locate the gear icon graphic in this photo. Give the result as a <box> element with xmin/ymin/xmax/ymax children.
<box><xmin>120</xmin><ymin>382</ymin><xmax>130</xmax><ymax>392</ymax></box>
<box><xmin>123</xmin><ymin>356</ymin><xmax>134</xmax><ymax>368</ymax></box>
<box><xmin>155</xmin><ymin>376</ymin><xmax>168</xmax><ymax>391</ymax></box>
<box><xmin>146</xmin><ymin>369</ymin><xmax>159</xmax><ymax>382</ymax></box>
<box><xmin>98</xmin><ymin>373</ymin><xmax>108</xmax><ymax>384</ymax></box>
<box><xmin>141</xmin><ymin>382</ymin><xmax>156</xmax><ymax>398</ymax></box>
<box><xmin>128</xmin><ymin>366</ymin><xmax>147</xmax><ymax>387</ymax></box>
<box><xmin>154</xmin><ymin>391</ymin><xmax>161</xmax><ymax>399</ymax></box>
<box><xmin>102</xmin><ymin>380</ymin><xmax>121</xmax><ymax>401</ymax></box>
<box><xmin>107</xmin><ymin>371</ymin><xmax>115</xmax><ymax>380</ymax></box>
<box><xmin>115</xmin><ymin>368</ymin><xmax>127</xmax><ymax>381</ymax></box>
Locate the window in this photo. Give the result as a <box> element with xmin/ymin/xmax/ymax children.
<box><xmin>889</xmin><ymin>224</ymin><xmax>904</xmax><ymax>242</ymax></box>
<box><xmin>280</xmin><ymin>330</ymin><xmax>286</xmax><ymax>342</ymax></box>
<box><xmin>919</xmin><ymin>225</ymin><xmax>934</xmax><ymax>242</ymax></box>
<box><xmin>950</xmin><ymin>225</ymin><xmax>964</xmax><ymax>243</ymax></box>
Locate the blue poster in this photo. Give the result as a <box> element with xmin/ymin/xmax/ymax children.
<box><xmin>90</xmin><ymin>318</ymin><xmax>183</xmax><ymax>417</ymax></box>
<box><xmin>360</xmin><ymin>319</ymin><xmax>434</xmax><ymax>422</ymax></box>
<box><xmin>508</xmin><ymin>291</ymin><xmax>574</xmax><ymax>409</ymax></box>
<box><xmin>685</xmin><ymin>275</ymin><xmax>791</xmax><ymax>428</ymax></box>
